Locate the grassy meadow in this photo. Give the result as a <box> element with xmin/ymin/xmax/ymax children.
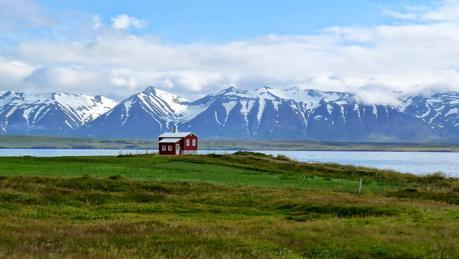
<box><xmin>0</xmin><ymin>152</ymin><xmax>457</xmax><ymax>258</ymax></box>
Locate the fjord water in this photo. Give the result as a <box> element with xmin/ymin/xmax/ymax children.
<box><xmin>0</xmin><ymin>149</ymin><xmax>457</xmax><ymax>177</ymax></box>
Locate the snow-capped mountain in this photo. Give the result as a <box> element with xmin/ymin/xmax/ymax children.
<box><xmin>179</xmin><ymin>86</ymin><xmax>434</xmax><ymax>141</ymax></box>
<box><xmin>78</xmin><ymin>86</ymin><xmax>192</xmax><ymax>138</ymax></box>
<box><xmin>2</xmin><ymin>86</ymin><xmax>458</xmax><ymax>142</ymax></box>
<box><xmin>0</xmin><ymin>91</ymin><xmax>117</xmax><ymax>135</ymax></box>
<box><xmin>78</xmin><ymin>86</ymin><xmax>447</xmax><ymax>142</ymax></box>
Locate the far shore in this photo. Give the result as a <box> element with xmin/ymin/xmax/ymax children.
<box><xmin>2</xmin><ymin>135</ymin><xmax>459</xmax><ymax>152</ymax></box>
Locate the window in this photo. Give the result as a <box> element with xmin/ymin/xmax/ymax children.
<box><xmin>168</xmin><ymin>145</ymin><xmax>172</xmax><ymax>151</ymax></box>
<box><xmin>161</xmin><ymin>145</ymin><xmax>166</xmax><ymax>151</ymax></box>
<box><xmin>192</xmin><ymin>139</ymin><xmax>196</xmax><ymax>146</ymax></box>
<box><xmin>186</xmin><ymin>139</ymin><xmax>190</xmax><ymax>146</ymax></box>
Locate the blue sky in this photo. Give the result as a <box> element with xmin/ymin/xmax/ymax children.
<box><xmin>38</xmin><ymin>0</ymin><xmax>428</xmax><ymax>42</ymax></box>
<box><xmin>0</xmin><ymin>0</ymin><xmax>458</xmax><ymax>103</ymax></box>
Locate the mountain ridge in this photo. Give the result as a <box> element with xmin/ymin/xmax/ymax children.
<box><xmin>0</xmin><ymin>91</ymin><xmax>117</xmax><ymax>136</ymax></box>
<box><xmin>1</xmin><ymin>86</ymin><xmax>458</xmax><ymax>142</ymax></box>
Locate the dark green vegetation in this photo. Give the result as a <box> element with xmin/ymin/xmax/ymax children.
<box><xmin>0</xmin><ymin>152</ymin><xmax>457</xmax><ymax>258</ymax></box>
<box><xmin>2</xmin><ymin>135</ymin><xmax>459</xmax><ymax>152</ymax></box>
<box><xmin>0</xmin><ymin>135</ymin><xmax>153</xmax><ymax>149</ymax></box>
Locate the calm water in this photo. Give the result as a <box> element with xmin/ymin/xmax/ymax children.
<box><xmin>0</xmin><ymin>149</ymin><xmax>457</xmax><ymax>177</ymax></box>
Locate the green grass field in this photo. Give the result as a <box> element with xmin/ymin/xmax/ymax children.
<box><xmin>0</xmin><ymin>152</ymin><xmax>457</xmax><ymax>258</ymax></box>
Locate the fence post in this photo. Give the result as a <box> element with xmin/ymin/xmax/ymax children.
<box><xmin>358</xmin><ymin>176</ymin><xmax>363</xmax><ymax>194</ymax></box>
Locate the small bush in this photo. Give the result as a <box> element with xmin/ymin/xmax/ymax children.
<box><xmin>108</xmin><ymin>175</ymin><xmax>123</xmax><ymax>180</ymax></box>
<box><xmin>276</xmin><ymin>154</ymin><xmax>291</xmax><ymax>161</ymax></box>
<box><xmin>206</xmin><ymin>153</ymin><xmax>223</xmax><ymax>158</ymax></box>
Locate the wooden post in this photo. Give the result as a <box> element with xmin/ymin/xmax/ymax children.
<box><xmin>358</xmin><ymin>176</ymin><xmax>363</xmax><ymax>194</ymax></box>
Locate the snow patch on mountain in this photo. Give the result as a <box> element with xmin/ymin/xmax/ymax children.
<box><xmin>401</xmin><ymin>92</ymin><xmax>459</xmax><ymax>130</ymax></box>
<box><xmin>446</xmin><ymin>108</ymin><xmax>458</xmax><ymax>117</ymax></box>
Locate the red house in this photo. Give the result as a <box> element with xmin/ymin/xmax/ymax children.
<box><xmin>158</xmin><ymin>131</ymin><xmax>198</xmax><ymax>155</ymax></box>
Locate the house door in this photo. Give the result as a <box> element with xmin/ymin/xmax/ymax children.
<box><xmin>176</xmin><ymin>144</ymin><xmax>180</xmax><ymax>155</ymax></box>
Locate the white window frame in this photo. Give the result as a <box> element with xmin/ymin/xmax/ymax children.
<box><xmin>161</xmin><ymin>145</ymin><xmax>166</xmax><ymax>151</ymax></box>
<box><xmin>168</xmin><ymin>145</ymin><xmax>172</xmax><ymax>151</ymax></box>
<box><xmin>186</xmin><ymin>139</ymin><xmax>190</xmax><ymax>146</ymax></box>
<box><xmin>192</xmin><ymin>139</ymin><xmax>196</xmax><ymax>147</ymax></box>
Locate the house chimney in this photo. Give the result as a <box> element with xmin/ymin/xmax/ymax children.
<box><xmin>173</xmin><ymin>124</ymin><xmax>178</xmax><ymax>133</ymax></box>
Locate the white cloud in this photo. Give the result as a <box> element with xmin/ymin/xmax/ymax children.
<box><xmin>422</xmin><ymin>0</ymin><xmax>459</xmax><ymax>21</ymax></box>
<box><xmin>383</xmin><ymin>0</ymin><xmax>459</xmax><ymax>22</ymax></box>
<box><xmin>92</xmin><ymin>15</ymin><xmax>102</xmax><ymax>30</ymax></box>
<box><xmin>382</xmin><ymin>9</ymin><xmax>422</xmax><ymax>20</ymax></box>
<box><xmin>111</xmin><ymin>14</ymin><xmax>146</xmax><ymax>30</ymax></box>
<box><xmin>0</xmin><ymin>57</ymin><xmax>34</xmax><ymax>88</ymax></box>
<box><xmin>0</xmin><ymin>0</ymin><xmax>51</xmax><ymax>31</ymax></box>
<box><xmin>2</xmin><ymin>1</ymin><xmax>459</xmax><ymax>103</ymax></box>
<box><xmin>110</xmin><ymin>74</ymin><xmax>138</xmax><ymax>90</ymax></box>
<box><xmin>23</xmin><ymin>67</ymin><xmax>100</xmax><ymax>93</ymax></box>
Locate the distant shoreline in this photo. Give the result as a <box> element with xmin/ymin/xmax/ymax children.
<box><xmin>0</xmin><ymin>147</ymin><xmax>457</xmax><ymax>153</ymax></box>
<box><xmin>1</xmin><ymin>135</ymin><xmax>459</xmax><ymax>152</ymax></box>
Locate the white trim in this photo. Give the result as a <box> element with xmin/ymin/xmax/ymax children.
<box><xmin>159</xmin><ymin>138</ymin><xmax>181</xmax><ymax>143</ymax></box>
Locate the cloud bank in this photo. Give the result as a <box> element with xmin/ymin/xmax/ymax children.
<box><xmin>1</xmin><ymin>0</ymin><xmax>459</xmax><ymax>104</ymax></box>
